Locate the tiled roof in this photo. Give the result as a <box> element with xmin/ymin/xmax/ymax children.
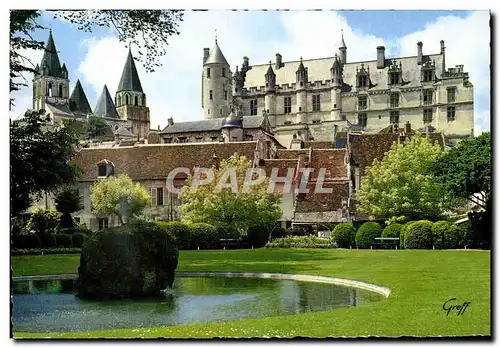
<box><xmin>295</xmin><ymin>181</ymin><xmax>350</xmax><ymax>213</ymax></box>
<box><xmin>73</xmin><ymin>141</ymin><xmax>258</xmax><ymax>181</ymax></box>
<box><xmin>276</xmin><ymin>149</ymin><xmax>309</xmax><ymax>160</ymax></box>
<box><xmin>303</xmin><ymin>141</ymin><xmax>335</xmax><ymax>149</ymax></box>
<box><xmin>310</xmin><ymin>149</ymin><xmax>348</xmax><ymax>179</ymax></box>
<box><xmin>347</xmin><ymin>133</ymin><xmax>398</xmax><ymax>175</ymax></box>
<box><xmin>160</xmin><ymin>116</ymin><xmax>265</xmax><ymax>134</ymax></box>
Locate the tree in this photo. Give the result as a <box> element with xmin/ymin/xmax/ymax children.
<box><xmin>357</xmin><ymin>135</ymin><xmax>456</xmax><ymax>222</ymax></box>
<box><xmin>86</xmin><ymin>116</ymin><xmax>110</xmax><ymax>139</ymax></box>
<box><xmin>179</xmin><ymin>154</ymin><xmax>282</xmax><ymax>235</ymax></box>
<box><xmin>90</xmin><ymin>174</ymin><xmax>151</xmax><ymax>224</ymax></box>
<box><xmin>54</xmin><ymin>186</ymin><xmax>83</xmax><ymax>229</ymax></box>
<box><xmin>10</xmin><ymin>110</ymin><xmax>83</xmax><ymax>216</ymax></box>
<box><xmin>10</xmin><ymin>10</ymin><xmax>184</xmax><ymax>100</ymax></box>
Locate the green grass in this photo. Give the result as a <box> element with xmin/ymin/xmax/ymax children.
<box><xmin>12</xmin><ymin>249</ymin><xmax>490</xmax><ymax>338</ymax></box>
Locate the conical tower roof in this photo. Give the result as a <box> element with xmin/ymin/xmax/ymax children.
<box><xmin>339</xmin><ymin>30</ymin><xmax>347</xmax><ymax>49</ymax></box>
<box><xmin>332</xmin><ymin>54</ymin><xmax>341</xmax><ymax>69</ymax></box>
<box><xmin>204</xmin><ymin>40</ymin><xmax>230</xmax><ymax>66</ymax></box>
<box><xmin>265</xmin><ymin>61</ymin><xmax>275</xmax><ymax>76</ymax></box>
<box><xmin>296</xmin><ymin>57</ymin><xmax>306</xmax><ymax>73</ymax></box>
<box><xmin>94</xmin><ymin>85</ymin><xmax>119</xmax><ymax>118</ymax></box>
<box><xmin>40</xmin><ymin>30</ymin><xmax>63</xmax><ymax>77</ymax></box>
<box><xmin>116</xmin><ymin>49</ymin><xmax>144</xmax><ymax>93</ymax></box>
<box><xmin>70</xmin><ymin>80</ymin><xmax>93</xmax><ymax>115</ymax></box>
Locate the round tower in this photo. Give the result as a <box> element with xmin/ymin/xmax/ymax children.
<box><xmin>330</xmin><ymin>54</ymin><xmax>343</xmax><ymax>121</ymax></box>
<box><xmin>264</xmin><ymin>61</ymin><xmax>277</xmax><ymax>115</ymax></box>
<box><xmin>202</xmin><ymin>38</ymin><xmax>232</xmax><ymax>119</ymax></box>
<box><xmin>295</xmin><ymin>57</ymin><xmax>308</xmax><ymax>123</ymax></box>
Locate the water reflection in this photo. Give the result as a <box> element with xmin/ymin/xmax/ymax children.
<box><xmin>12</xmin><ymin>276</ymin><xmax>382</xmax><ymax>333</ymax></box>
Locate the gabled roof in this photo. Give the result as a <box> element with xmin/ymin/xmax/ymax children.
<box><xmin>40</xmin><ymin>30</ymin><xmax>62</xmax><ymax>78</ymax></box>
<box><xmin>116</xmin><ymin>49</ymin><xmax>144</xmax><ymax>93</ymax></box>
<box><xmin>70</xmin><ymin>80</ymin><xmax>93</xmax><ymax>115</ymax></box>
<box><xmin>204</xmin><ymin>41</ymin><xmax>230</xmax><ymax>66</ymax></box>
<box><xmin>113</xmin><ymin>125</ymin><xmax>136</xmax><ymax>138</ymax></box>
<box><xmin>94</xmin><ymin>85</ymin><xmax>119</xmax><ymax>119</ymax></box>
<box><xmin>160</xmin><ymin>116</ymin><xmax>266</xmax><ymax>134</ymax></box>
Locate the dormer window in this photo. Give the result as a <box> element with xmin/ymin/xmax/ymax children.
<box><xmin>97</xmin><ymin>159</ymin><xmax>114</xmax><ymax>178</ymax></box>
<box><xmin>98</xmin><ymin>164</ymin><xmax>107</xmax><ymax>177</ymax></box>
<box><xmin>358</xmin><ymin>75</ymin><xmax>368</xmax><ymax>88</ymax></box>
<box><xmin>388</xmin><ymin>59</ymin><xmax>403</xmax><ymax>85</ymax></box>
<box><xmin>421</xmin><ymin>60</ymin><xmax>436</xmax><ymax>82</ymax></box>
<box><xmin>356</xmin><ymin>63</ymin><xmax>370</xmax><ymax>88</ymax></box>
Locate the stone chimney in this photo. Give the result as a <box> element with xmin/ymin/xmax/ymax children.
<box><xmin>168</xmin><ymin>117</ymin><xmax>174</xmax><ymax>126</ymax></box>
<box><xmin>376</xmin><ymin>46</ymin><xmax>385</xmax><ymax>69</ymax></box>
<box><xmin>417</xmin><ymin>42</ymin><xmax>423</xmax><ymax>65</ymax></box>
<box><xmin>242</xmin><ymin>56</ymin><xmax>250</xmax><ymax>74</ymax></box>
<box><xmin>203</xmin><ymin>48</ymin><xmax>210</xmax><ymax>64</ymax></box>
<box><xmin>157</xmin><ymin>124</ymin><xmax>160</xmax><ymax>131</ymax></box>
<box><xmin>275</xmin><ymin>53</ymin><xmax>282</xmax><ymax>70</ymax></box>
<box><xmin>404</xmin><ymin>121</ymin><xmax>411</xmax><ymax>134</ymax></box>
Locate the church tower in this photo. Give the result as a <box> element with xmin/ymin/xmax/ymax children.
<box><xmin>115</xmin><ymin>49</ymin><xmax>150</xmax><ymax>139</ymax></box>
<box><xmin>202</xmin><ymin>37</ymin><xmax>232</xmax><ymax>119</ymax></box>
<box><xmin>32</xmin><ymin>30</ymin><xmax>70</xmax><ymax>111</ymax></box>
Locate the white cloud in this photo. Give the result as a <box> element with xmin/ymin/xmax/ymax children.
<box><xmin>397</xmin><ymin>10</ymin><xmax>490</xmax><ymax>135</ymax></box>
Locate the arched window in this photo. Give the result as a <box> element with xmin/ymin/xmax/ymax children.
<box><xmin>134</xmin><ymin>96</ymin><xmax>138</xmax><ymax>106</ymax></box>
<box><xmin>117</xmin><ymin>95</ymin><xmax>122</xmax><ymax>106</ymax></box>
<box><xmin>125</xmin><ymin>94</ymin><xmax>129</xmax><ymax>105</ymax></box>
<box><xmin>59</xmin><ymin>84</ymin><xmax>63</xmax><ymax>97</ymax></box>
<box><xmin>48</xmin><ymin>82</ymin><xmax>53</xmax><ymax>97</ymax></box>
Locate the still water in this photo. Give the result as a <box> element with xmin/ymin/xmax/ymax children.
<box><xmin>12</xmin><ymin>276</ymin><xmax>382</xmax><ymax>333</ymax></box>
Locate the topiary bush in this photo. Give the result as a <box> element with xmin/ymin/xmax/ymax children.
<box><xmin>37</xmin><ymin>232</ymin><xmax>57</xmax><ymax>248</ymax></box>
<box><xmin>55</xmin><ymin>234</ymin><xmax>73</xmax><ymax>248</ymax></box>
<box><xmin>247</xmin><ymin>225</ymin><xmax>271</xmax><ymax>248</ymax></box>
<box><xmin>188</xmin><ymin>223</ymin><xmax>219</xmax><ymax>250</ymax></box>
<box><xmin>72</xmin><ymin>233</ymin><xmax>87</xmax><ymax>248</ymax></box>
<box><xmin>355</xmin><ymin>222</ymin><xmax>382</xmax><ymax>249</ymax></box>
<box><xmin>381</xmin><ymin>223</ymin><xmax>403</xmax><ymax>239</ymax></box>
<box><xmin>24</xmin><ymin>209</ymin><xmax>61</xmax><ymax>234</ymax></box>
<box><xmin>156</xmin><ymin>221</ymin><xmax>191</xmax><ymax>250</ymax></box>
<box><xmin>77</xmin><ymin>220</ymin><xmax>178</xmax><ymax>299</ymax></box>
<box><xmin>400</xmin><ymin>221</ymin><xmax>417</xmax><ymax>249</ymax></box>
<box><xmin>331</xmin><ymin>223</ymin><xmax>356</xmax><ymax>248</ymax></box>
<box><xmin>12</xmin><ymin>234</ymin><xmax>41</xmax><ymax>249</ymax></box>
<box><xmin>404</xmin><ymin>220</ymin><xmax>434</xmax><ymax>249</ymax></box>
<box><xmin>270</xmin><ymin>227</ymin><xmax>287</xmax><ymax>239</ymax></box>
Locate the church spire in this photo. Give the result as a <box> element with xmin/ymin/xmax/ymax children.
<box><xmin>338</xmin><ymin>30</ymin><xmax>347</xmax><ymax>65</ymax></box>
<box><xmin>116</xmin><ymin>48</ymin><xmax>144</xmax><ymax>93</ymax></box>
<box><xmin>94</xmin><ymin>85</ymin><xmax>119</xmax><ymax>118</ymax></box>
<box><xmin>69</xmin><ymin>80</ymin><xmax>93</xmax><ymax>115</ymax></box>
<box><xmin>40</xmin><ymin>29</ymin><xmax>63</xmax><ymax>77</ymax></box>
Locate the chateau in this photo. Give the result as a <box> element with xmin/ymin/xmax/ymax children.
<box><xmin>27</xmin><ymin>30</ymin><xmax>474</xmax><ymax>232</ymax></box>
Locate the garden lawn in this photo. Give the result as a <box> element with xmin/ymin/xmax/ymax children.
<box><xmin>12</xmin><ymin>248</ymin><xmax>490</xmax><ymax>338</ymax></box>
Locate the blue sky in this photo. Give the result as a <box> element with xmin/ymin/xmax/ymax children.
<box><xmin>10</xmin><ymin>10</ymin><xmax>490</xmax><ymax>134</ymax></box>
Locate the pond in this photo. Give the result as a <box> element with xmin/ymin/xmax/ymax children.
<box><xmin>12</xmin><ymin>276</ymin><xmax>383</xmax><ymax>333</ymax></box>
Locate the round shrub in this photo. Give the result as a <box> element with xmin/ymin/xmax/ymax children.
<box><xmin>355</xmin><ymin>222</ymin><xmax>382</xmax><ymax>249</ymax></box>
<box><xmin>271</xmin><ymin>227</ymin><xmax>287</xmax><ymax>239</ymax></box>
<box><xmin>24</xmin><ymin>209</ymin><xmax>61</xmax><ymax>234</ymax></box>
<box><xmin>404</xmin><ymin>220</ymin><xmax>434</xmax><ymax>249</ymax></box>
<box><xmin>400</xmin><ymin>221</ymin><xmax>417</xmax><ymax>249</ymax></box>
<box><xmin>156</xmin><ymin>221</ymin><xmax>191</xmax><ymax>250</ymax></box>
<box><xmin>188</xmin><ymin>223</ymin><xmax>219</xmax><ymax>250</ymax></box>
<box><xmin>331</xmin><ymin>223</ymin><xmax>356</xmax><ymax>248</ymax></box>
<box><xmin>431</xmin><ymin>221</ymin><xmax>451</xmax><ymax>249</ymax></box>
<box><xmin>12</xmin><ymin>234</ymin><xmax>41</xmax><ymax>249</ymax></box>
<box><xmin>72</xmin><ymin>233</ymin><xmax>87</xmax><ymax>248</ymax></box>
<box><xmin>37</xmin><ymin>232</ymin><xmax>57</xmax><ymax>248</ymax></box>
<box><xmin>77</xmin><ymin>220</ymin><xmax>178</xmax><ymax>299</ymax></box>
<box><xmin>247</xmin><ymin>225</ymin><xmax>270</xmax><ymax>248</ymax></box>
<box><xmin>381</xmin><ymin>223</ymin><xmax>403</xmax><ymax>239</ymax></box>
<box><xmin>55</xmin><ymin>234</ymin><xmax>73</xmax><ymax>248</ymax></box>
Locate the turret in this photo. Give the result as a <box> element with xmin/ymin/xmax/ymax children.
<box><xmin>330</xmin><ymin>55</ymin><xmax>343</xmax><ymax>121</ymax></box>
<box><xmin>202</xmin><ymin>37</ymin><xmax>232</xmax><ymax>119</ymax></box>
<box><xmin>339</xmin><ymin>30</ymin><xmax>347</xmax><ymax>65</ymax></box>
<box><xmin>221</xmin><ymin>111</ymin><xmax>243</xmax><ymax>142</ymax></box>
<box><xmin>264</xmin><ymin>61</ymin><xmax>277</xmax><ymax>115</ymax></box>
<box><xmin>296</xmin><ymin>57</ymin><xmax>308</xmax><ymax>123</ymax></box>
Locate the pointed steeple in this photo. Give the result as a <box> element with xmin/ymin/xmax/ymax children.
<box><xmin>297</xmin><ymin>57</ymin><xmax>306</xmax><ymax>72</ymax></box>
<box><xmin>70</xmin><ymin>80</ymin><xmax>93</xmax><ymax>115</ymax></box>
<box><xmin>117</xmin><ymin>48</ymin><xmax>144</xmax><ymax>93</ymax></box>
<box><xmin>94</xmin><ymin>85</ymin><xmax>119</xmax><ymax>118</ymax></box>
<box><xmin>339</xmin><ymin>29</ymin><xmax>347</xmax><ymax>49</ymax></box>
<box><xmin>204</xmin><ymin>39</ymin><xmax>230</xmax><ymax>66</ymax></box>
<box><xmin>40</xmin><ymin>30</ymin><xmax>62</xmax><ymax>77</ymax></box>
<box><xmin>339</xmin><ymin>30</ymin><xmax>347</xmax><ymax>65</ymax></box>
<box><xmin>265</xmin><ymin>60</ymin><xmax>275</xmax><ymax>77</ymax></box>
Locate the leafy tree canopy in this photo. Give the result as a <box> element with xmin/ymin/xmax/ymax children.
<box><xmin>55</xmin><ymin>186</ymin><xmax>83</xmax><ymax>229</ymax></box>
<box><xmin>179</xmin><ymin>154</ymin><xmax>282</xmax><ymax>234</ymax></box>
<box><xmin>90</xmin><ymin>174</ymin><xmax>151</xmax><ymax>224</ymax></box>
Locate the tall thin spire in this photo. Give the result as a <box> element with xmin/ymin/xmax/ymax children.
<box><xmin>215</xmin><ymin>29</ymin><xmax>218</xmax><ymax>44</ymax></box>
<box><xmin>339</xmin><ymin>29</ymin><xmax>346</xmax><ymax>48</ymax></box>
<box><xmin>116</xmin><ymin>49</ymin><xmax>144</xmax><ymax>93</ymax></box>
<box><xmin>40</xmin><ymin>30</ymin><xmax>63</xmax><ymax>77</ymax></box>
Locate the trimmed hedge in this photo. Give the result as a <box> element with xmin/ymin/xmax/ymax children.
<box><xmin>400</xmin><ymin>221</ymin><xmax>417</xmax><ymax>248</ymax></box>
<box><xmin>355</xmin><ymin>222</ymin><xmax>382</xmax><ymax>249</ymax></box>
<box><xmin>156</xmin><ymin>221</ymin><xmax>191</xmax><ymax>250</ymax></box>
<box><xmin>188</xmin><ymin>223</ymin><xmax>219</xmax><ymax>250</ymax></box>
<box><xmin>37</xmin><ymin>232</ymin><xmax>57</xmax><ymax>248</ymax></box>
<box><xmin>12</xmin><ymin>248</ymin><xmax>82</xmax><ymax>256</ymax></box>
<box><xmin>431</xmin><ymin>221</ymin><xmax>466</xmax><ymax>249</ymax></box>
<box><xmin>247</xmin><ymin>225</ymin><xmax>271</xmax><ymax>248</ymax></box>
<box><xmin>72</xmin><ymin>233</ymin><xmax>87</xmax><ymax>248</ymax></box>
<box><xmin>59</xmin><ymin>228</ymin><xmax>93</xmax><ymax>236</ymax></box>
<box><xmin>78</xmin><ymin>220</ymin><xmax>178</xmax><ymax>299</ymax></box>
<box><xmin>55</xmin><ymin>234</ymin><xmax>73</xmax><ymax>248</ymax></box>
<box><xmin>381</xmin><ymin>223</ymin><xmax>403</xmax><ymax>239</ymax></box>
<box><xmin>270</xmin><ymin>227</ymin><xmax>287</xmax><ymax>239</ymax></box>
<box><xmin>266</xmin><ymin>235</ymin><xmax>337</xmax><ymax>249</ymax></box>
<box><xmin>12</xmin><ymin>234</ymin><xmax>41</xmax><ymax>249</ymax></box>
<box><xmin>404</xmin><ymin>220</ymin><xmax>434</xmax><ymax>249</ymax></box>
<box><xmin>331</xmin><ymin>223</ymin><xmax>356</xmax><ymax>248</ymax></box>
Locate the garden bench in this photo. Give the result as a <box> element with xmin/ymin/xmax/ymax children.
<box><xmin>372</xmin><ymin>237</ymin><xmax>400</xmax><ymax>249</ymax></box>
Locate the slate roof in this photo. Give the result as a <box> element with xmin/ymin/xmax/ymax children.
<box><xmin>94</xmin><ymin>85</ymin><xmax>119</xmax><ymax>119</ymax></box>
<box><xmin>69</xmin><ymin>80</ymin><xmax>92</xmax><ymax>115</ymax></box>
<box><xmin>204</xmin><ymin>41</ymin><xmax>230</xmax><ymax>66</ymax></box>
<box><xmin>160</xmin><ymin>116</ymin><xmax>265</xmax><ymax>134</ymax></box>
<box><xmin>243</xmin><ymin>52</ymin><xmax>444</xmax><ymax>90</ymax></box>
<box><xmin>113</xmin><ymin>126</ymin><xmax>136</xmax><ymax>138</ymax></box>
<box><xmin>45</xmin><ymin>102</ymin><xmax>74</xmax><ymax>117</ymax></box>
<box><xmin>73</xmin><ymin>141</ymin><xmax>258</xmax><ymax>181</ymax></box>
<box><xmin>39</xmin><ymin>30</ymin><xmax>63</xmax><ymax>78</ymax></box>
<box><xmin>117</xmin><ymin>49</ymin><xmax>144</xmax><ymax>93</ymax></box>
